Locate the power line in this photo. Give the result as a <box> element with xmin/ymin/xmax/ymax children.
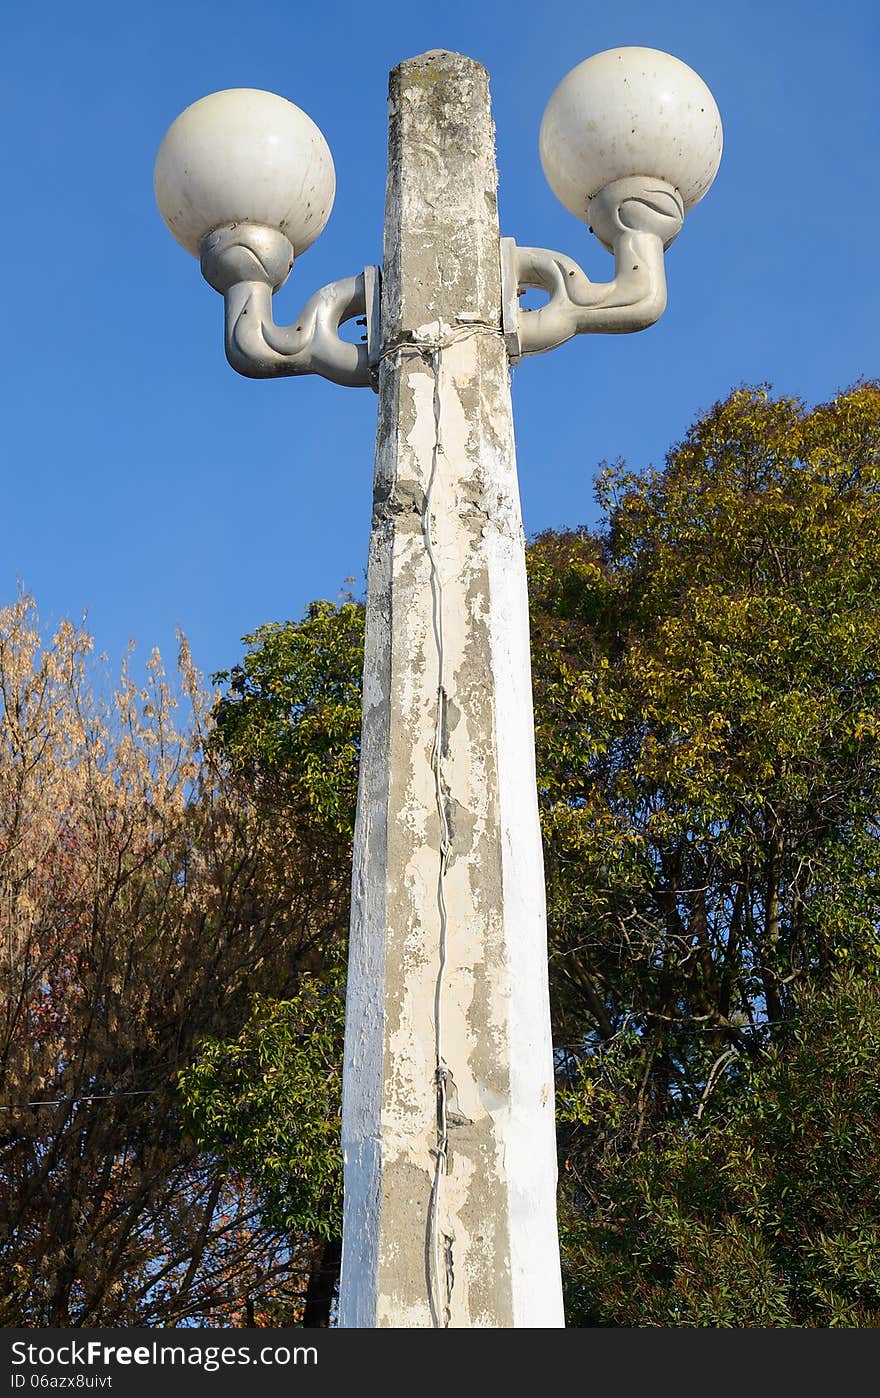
<box><xmin>0</xmin><ymin>1089</ymin><xmax>160</xmax><ymax>1110</ymax></box>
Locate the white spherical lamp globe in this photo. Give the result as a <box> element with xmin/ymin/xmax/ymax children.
<box><xmin>154</xmin><ymin>88</ymin><xmax>336</xmax><ymax>258</ymax></box>
<box><xmin>539</xmin><ymin>48</ymin><xmax>722</xmax><ymax>219</ymax></box>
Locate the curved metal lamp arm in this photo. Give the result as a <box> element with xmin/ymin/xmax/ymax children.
<box><xmin>502</xmin><ymin>177</ymin><xmax>686</xmax><ymax>360</ymax></box>
<box><xmin>199</xmin><ymin>222</ymin><xmax>378</xmax><ymax>389</ymax></box>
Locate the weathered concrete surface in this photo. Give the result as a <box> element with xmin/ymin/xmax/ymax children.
<box><xmin>339</xmin><ymin>50</ymin><xmax>564</xmax><ymax>1328</ymax></box>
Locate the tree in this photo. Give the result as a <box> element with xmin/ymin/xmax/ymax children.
<box><xmin>530</xmin><ymin>382</ymin><xmax>880</xmax><ymax>1319</ymax></box>
<box><xmin>209</xmin><ymin>600</ymin><xmax>363</xmax><ymax>845</ymax></box>
<box><xmin>180</xmin><ymin>974</ymin><xmax>345</xmax><ymax>1327</ymax></box>
<box><xmin>560</xmin><ymin>971</ymin><xmax>880</xmax><ymax>1327</ymax></box>
<box><xmin>0</xmin><ymin>597</ymin><xmax>341</xmax><ymax>1324</ymax></box>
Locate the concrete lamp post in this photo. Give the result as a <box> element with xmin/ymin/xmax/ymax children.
<box><xmin>155</xmin><ymin>47</ymin><xmax>722</xmax><ymax>1329</ymax></box>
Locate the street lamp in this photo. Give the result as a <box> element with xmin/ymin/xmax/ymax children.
<box><xmin>155</xmin><ymin>46</ymin><xmax>721</xmax><ymax>1330</ymax></box>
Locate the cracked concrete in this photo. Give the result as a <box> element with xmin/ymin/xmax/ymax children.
<box><xmin>339</xmin><ymin>50</ymin><xmax>564</xmax><ymax>1329</ymax></box>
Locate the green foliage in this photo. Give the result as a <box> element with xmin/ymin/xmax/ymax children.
<box><xmin>562</xmin><ymin>973</ymin><xmax>880</xmax><ymax>1327</ymax></box>
<box><xmin>180</xmin><ymin>961</ymin><xmax>345</xmax><ymax>1240</ymax></box>
<box><xmin>182</xmin><ymin>598</ymin><xmax>362</xmax><ymax>1253</ymax></box>
<box><xmin>530</xmin><ymin>382</ymin><xmax>880</xmax><ymax>1137</ymax></box>
<box><xmin>212</xmin><ymin>599</ymin><xmax>364</xmax><ymax>838</ymax></box>
<box><xmin>537</xmin><ymin>381</ymin><xmax>880</xmax><ymax>1325</ymax></box>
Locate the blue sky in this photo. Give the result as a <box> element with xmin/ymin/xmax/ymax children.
<box><xmin>2</xmin><ymin>0</ymin><xmax>877</xmax><ymax>683</ymax></box>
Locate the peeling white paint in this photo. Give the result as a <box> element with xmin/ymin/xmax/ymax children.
<box><xmin>339</xmin><ymin>50</ymin><xmax>564</xmax><ymax>1329</ymax></box>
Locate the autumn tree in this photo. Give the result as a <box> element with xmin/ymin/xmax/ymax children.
<box><xmin>0</xmin><ymin>598</ymin><xmax>347</xmax><ymax>1325</ymax></box>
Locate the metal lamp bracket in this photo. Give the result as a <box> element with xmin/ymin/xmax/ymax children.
<box><xmin>200</xmin><ymin>222</ymin><xmax>381</xmax><ymax>390</ymax></box>
<box><xmin>500</xmin><ymin>176</ymin><xmax>685</xmax><ymax>361</ymax></box>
